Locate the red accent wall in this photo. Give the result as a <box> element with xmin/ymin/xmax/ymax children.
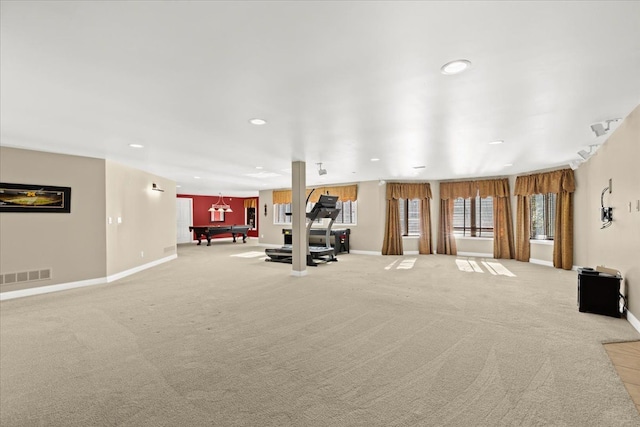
<box><xmin>177</xmin><ymin>194</ymin><xmax>259</xmax><ymax>239</ymax></box>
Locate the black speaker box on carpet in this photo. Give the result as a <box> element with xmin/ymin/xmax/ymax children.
<box><xmin>577</xmin><ymin>267</ymin><xmax>623</xmax><ymax>318</ymax></box>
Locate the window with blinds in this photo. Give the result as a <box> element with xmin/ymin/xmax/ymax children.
<box><xmin>274</xmin><ymin>203</ymin><xmax>294</xmax><ymax>224</ymax></box>
<box><xmin>530</xmin><ymin>193</ymin><xmax>556</xmax><ymax>240</ymax></box>
<box><xmin>273</xmin><ymin>201</ymin><xmax>357</xmax><ymax>225</ymax></box>
<box><xmin>335</xmin><ymin>200</ymin><xmax>357</xmax><ymax>225</ymax></box>
<box><xmin>453</xmin><ymin>196</ymin><xmax>494</xmax><ymax>237</ymax></box>
<box><xmin>398</xmin><ymin>199</ymin><xmax>420</xmax><ymax>235</ymax></box>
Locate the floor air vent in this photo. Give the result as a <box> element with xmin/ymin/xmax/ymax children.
<box><xmin>0</xmin><ymin>269</ymin><xmax>51</xmax><ymax>287</ymax></box>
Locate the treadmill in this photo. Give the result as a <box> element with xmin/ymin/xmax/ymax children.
<box><xmin>265</xmin><ymin>194</ymin><xmax>341</xmax><ymax>266</ymax></box>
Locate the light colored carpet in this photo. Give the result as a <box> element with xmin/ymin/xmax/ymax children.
<box><xmin>1</xmin><ymin>241</ymin><xmax>639</xmax><ymax>426</ymax></box>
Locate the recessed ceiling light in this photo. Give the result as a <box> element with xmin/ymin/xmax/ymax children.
<box><xmin>504</xmin><ymin>163</ymin><xmax>513</xmax><ymax>167</ymax></box>
<box><xmin>128</xmin><ymin>143</ymin><xmax>144</xmax><ymax>148</ymax></box>
<box><xmin>249</xmin><ymin>118</ymin><xmax>266</xmax><ymax>125</ymax></box>
<box><xmin>176</xmin><ymin>185</ymin><xmax>182</xmax><ymax>188</ymax></box>
<box><xmin>194</xmin><ymin>176</ymin><xmax>201</xmax><ymax>179</ymax></box>
<box><xmin>370</xmin><ymin>158</ymin><xmax>380</xmax><ymax>162</ymax></box>
<box><xmin>244</xmin><ymin>171</ymin><xmax>281</xmax><ymax>178</ymax></box>
<box><xmin>489</xmin><ymin>140</ymin><xmax>504</xmax><ymax>145</ymax></box>
<box><xmin>440</xmin><ymin>59</ymin><xmax>471</xmax><ymax>75</ymax></box>
<box><xmin>255</xmin><ymin>166</ymin><xmax>263</xmax><ymax>169</ymax></box>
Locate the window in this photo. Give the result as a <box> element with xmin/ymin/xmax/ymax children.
<box><xmin>246</xmin><ymin>207</ymin><xmax>256</xmax><ymax>229</ymax></box>
<box><xmin>274</xmin><ymin>203</ymin><xmax>294</xmax><ymax>224</ymax></box>
<box><xmin>398</xmin><ymin>199</ymin><xmax>420</xmax><ymax>235</ymax></box>
<box><xmin>453</xmin><ymin>196</ymin><xmax>494</xmax><ymax>237</ymax></box>
<box><xmin>530</xmin><ymin>193</ymin><xmax>556</xmax><ymax>240</ymax></box>
<box><xmin>273</xmin><ymin>201</ymin><xmax>357</xmax><ymax>225</ymax></box>
<box><xmin>334</xmin><ymin>200</ymin><xmax>357</xmax><ymax>225</ymax></box>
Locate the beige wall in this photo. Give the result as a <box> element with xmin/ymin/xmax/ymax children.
<box><xmin>350</xmin><ymin>181</ymin><xmax>386</xmax><ymax>252</ymax></box>
<box><xmin>258</xmin><ymin>189</ymin><xmax>278</xmax><ymax>244</ymax></box>
<box><xmin>0</xmin><ymin>148</ymin><xmax>178</xmax><ymax>295</ymax></box>
<box><xmin>573</xmin><ymin>104</ymin><xmax>640</xmax><ymax>317</ymax></box>
<box><xmin>455</xmin><ymin>238</ymin><xmax>493</xmax><ymax>256</ymax></box>
<box><xmin>529</xmin><ymin>241</ymin><xmax>554</xmax><ymax>264</ymax></box>
<box><xmin>0</xmin><ymin>147</ymin><xmax>106</xmax><ymax>291</ymax></box>
<box><xmin>105</xmin><ymin>161</ymin><xmax>177</xmax><ymax>276</ymax></box>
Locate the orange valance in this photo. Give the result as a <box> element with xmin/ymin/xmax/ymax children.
<box><xmin>514</xmin><ymin>169</ymin><xmax>575</xmax><ymax>196</ymax></box>
<box><xmin>272</xmin><ymin>190</ymin><xmax>292</xmax><ymax>204</ymax></box>
<box><xmin>243</xmin><ymin>198</ymin><xmax>257</xmax><ymax>208</ymax></box>
<box><xmin>440</xmin><ymin>181</ymin><xmax>476</xmax><ymax>200</ymax></box>
<box><xmin>272</xmin><ymin>184</ymin><xmax>358</xmax><ymax>204</ymax></box>
<box><xmin>385</xmin><ymin>182</ymin><xmax>432</xmax><ymax>200</ymax></box>
<box><xmin>477</xmin><ymin>178</ymin><xmax>510</xmax><ymax>198</ymax></box>
<box><xmin>440</xmin><ymin>178</ymin><xmax>510</xmax><ymax>200</ymax></box>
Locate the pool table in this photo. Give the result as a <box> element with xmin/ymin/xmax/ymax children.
<box><xmin>188</xmin><ymin>225</ymin><xmax>251</xmax><ymax>246</ymax></box>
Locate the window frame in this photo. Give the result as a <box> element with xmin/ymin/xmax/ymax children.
<box><xmin>399</xmin><ymin>198</ymin><xmax>420</xmax><ymax>236</ymax></box>
<box><xmin>273</xmin><ymin>200</ymin><xmax>357</xmax><ymax>226</ymax></box>
<box><xmin>529</xmin><ymin>193</ymin><xmax>556</xmax><ymax>241</ymax></box>
<box><xmin>453</xmin><ymin>196</ymin><xmax>494</xmax><ymax>238</ymax></box>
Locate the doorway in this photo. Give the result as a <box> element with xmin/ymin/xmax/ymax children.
<box><xmin>176</xmin><ymin>197</ymin><xmax>193</xmax><ymax>244</ymax></box>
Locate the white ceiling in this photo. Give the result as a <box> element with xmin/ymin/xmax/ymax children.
<box><xmin>1</xmin><ymin>1</ymin><xmax>639</xmax><ymax>196</ymax></box>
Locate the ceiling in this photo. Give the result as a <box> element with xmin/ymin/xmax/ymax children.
<box><xmin>1</xmin><ymin>1</ymin><xmax>639</xmax><ymax>197</ymax></box>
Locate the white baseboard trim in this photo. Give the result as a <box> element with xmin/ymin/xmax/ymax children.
<box><xmin>351</xmin><ymin>250</ymin><xmax>382</xmax><ymax>256</ymax></box>
<box><xmin>457</xmin><ymin>252</ymin><xmax>493</xmax><ymax>258</ymax></box>
<box><xmin>530</xmin><ymin>258</ymin><xmax>554</xmax><ymax>267</ymax></box>
<box><xmin>107</xmin><ymin>254</ymin><xmax>177</xmax><ymax>283</ymax></box>
<box><xmin>290</xmin><ymin>270</ymin><xmax>308</xmax><ymax>277</ymax></box>
<box><xmin>403</xmin><ymin>251</ymin><xmax>419</xmax><ymax>255</ymax></box>
<box><xmin>627</xmin><ymin>310</ymin><xmax>640</xmax><ymax>335</ymax></box>
<box><xmin>1</xmin><ymin>254</ymin><xmax>177</xmax><ymax>301</ymax></box>
<box><xmin>0</xmin><ymin>277</ymin><xmax>107</xmax><ymax>301</ymax></box>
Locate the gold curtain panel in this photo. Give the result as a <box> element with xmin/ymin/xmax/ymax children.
<box><xmin>513</xmin><ymin>168</ymin><xmax>575</xmax><ymax>270</ymax></box>
<box><xmin>381</xmin><ymin>182</ymin><xmax>433</xmax><ymax>255</ymax></box>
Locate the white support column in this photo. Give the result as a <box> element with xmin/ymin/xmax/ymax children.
<box><xmin>291</xmin><ymin>161</ymin><xmax>307</xmax><ymax>276</ymax></box>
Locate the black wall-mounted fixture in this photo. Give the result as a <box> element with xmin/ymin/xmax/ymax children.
<box><xmin>152</xmin><ymin>183</ymin><xmax>164</xmax><ymax>192</ymax></box>
<box><xmin>600</xmin><ymin>179</ymin><xmax>612</xmax><ymax>229</ymax></box>
<box><xmin>264</xmin><ymin>203</ymin><xmax>268</xmax><ymax>217</ymax></box>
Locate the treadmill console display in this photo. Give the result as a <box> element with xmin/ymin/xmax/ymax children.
<box><xmin>312</xmin><ymin>195</ymin><xmax>338</xmax><ymax>211</ymax></box>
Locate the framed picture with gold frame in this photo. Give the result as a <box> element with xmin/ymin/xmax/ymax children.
<box><xmin>0</xmin><ymin>182</ymin><xmax>71</xmax><ymax>213</ymax></box>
